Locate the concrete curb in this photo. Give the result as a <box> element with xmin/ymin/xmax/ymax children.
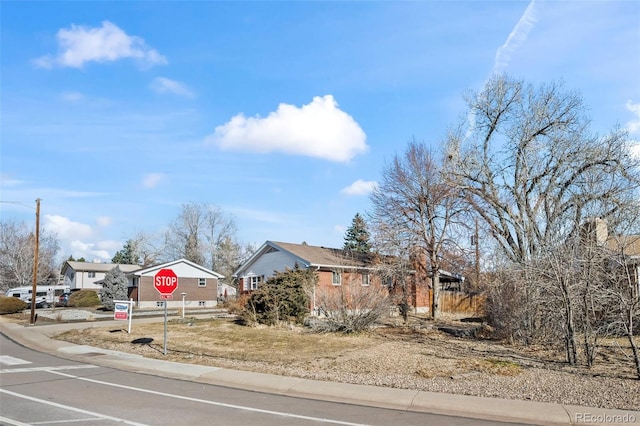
<box><xmin>1</xmin><ymin>318</ymin><xmax>638</xmax><ymax>425</ymax></box>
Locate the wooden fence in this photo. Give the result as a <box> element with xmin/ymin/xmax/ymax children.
<box><xmin>430</xmin><ymin>290</ymin><xmax>485</xmax><ymax>315</ymax></box>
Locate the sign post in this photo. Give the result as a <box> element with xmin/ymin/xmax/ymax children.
<box><xmin>154</xmin><ymin>269</ymin><xmax>179</xmax><ymax>355</ymax></box>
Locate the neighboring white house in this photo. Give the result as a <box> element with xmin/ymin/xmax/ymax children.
<box><xmin>217</xmin><ymin>282</ymin><xmax>237</xmax><ymax>300</ymax></box>
<box><xmin>61</xmin><ymin>261</ymin><xmax>142</xmax><ymax>291</ymax></box>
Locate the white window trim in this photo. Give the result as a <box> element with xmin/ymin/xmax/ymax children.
<box><xmin>362</xmin><ymin>273</ymin><xmax>370</xmax><ymax>286</ymax></box>
<box><xmin>332</xmin><ymin>271</ymin><xmax>342</xmax><ymax>286</ymax></box>
<box><xmin>198</xmin><ymin>278</ymin><xmax>206</xmax><ymax>287</ymax></box>
<box><xmin>250</xmin><ymin>275</ymin><xmax>261</xmax><ymax>290</ymax></box>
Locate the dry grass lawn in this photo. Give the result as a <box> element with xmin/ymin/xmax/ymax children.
<box><xmin>7</xmin><ymin>311</ymin><xmax>639</xmax><ymax>410</ymax></box>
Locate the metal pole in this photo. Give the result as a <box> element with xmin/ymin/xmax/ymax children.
<box><xmin>163</xmin><ymin>299</ymin><xmax>168</xmax><ymax>355</ymax></box>
<box><xmin>29</xmin><ymin>199</ymin><xmax>41</xmax><ymax>325</ymax></box>
<box><xmin>475</xmin><ymin>218</ymin><xmax>480</xmax><ymax>288</ymax></box>
<box><xmin>128</xmin><ymin>298</ymin><xmax>133</xmax><ymax>334</ymax></box>
<box><xmin>181</xmin><ymin>292</ymin><xmax>186</xmax><ymax>319</ymax></box>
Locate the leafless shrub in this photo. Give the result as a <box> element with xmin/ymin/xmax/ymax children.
<box><xmin>313</xmin><ymin>278</ymin><xmax>390</xmax><ymax>333</ymax></box>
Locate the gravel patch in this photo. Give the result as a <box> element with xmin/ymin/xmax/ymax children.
<box><xmin>36</xmin><ymin>309</ymin><xmax>110</xmax><ymax>321</ymax></box>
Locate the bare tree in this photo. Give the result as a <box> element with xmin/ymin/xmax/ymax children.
<box><xmin>370</xmin><ymin>140</ymin><xmax>468</xmax><ymax>318</ymax></box>
<box><xmin>446</xmin><ymin>75</ymin><xmax>640</xmax><ymax>265</ymax></box>
<box><xmin>163</xmin><ymin>202</ymin><xmax>239</xmax><ymax>276</ymax></box>
<box><xmin>370</xmin><ymin>221</ymin><xmax>416</xmax><ymax>324</ymax></box>
<box><xmin>0</xmin><ymin>219</ymin><xmax>60</xmax><ymax>292</ymax></box>
<box><xmin>444</xmin><ymin>75</ymin><xmax>640</xmax><ymax>350</ymax></box>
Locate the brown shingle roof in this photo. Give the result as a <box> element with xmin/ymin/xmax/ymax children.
<box><xmin>605</xmin><ymin>234</ymin><xmax>640</xmax><ymax>257</ymax></box>
<box><xmin>270</xmin><ymin>241</ymin><xmax>379</xmax><ymax>269</ymax></box>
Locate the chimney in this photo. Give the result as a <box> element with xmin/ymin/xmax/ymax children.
<box><xmin>581</xmin><ymin>217</ymin><xmax>608</xmax><ymax>246</ymax></box>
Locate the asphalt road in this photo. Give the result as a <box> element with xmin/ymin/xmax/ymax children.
<box><xmin>0</xmin><ymin>333</ymin><xmax>528</xmax><ymax>426</ymax></box>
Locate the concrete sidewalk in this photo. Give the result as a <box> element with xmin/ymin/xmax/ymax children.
<box><xmin>1</xmin><ymin>317</ymin><xmax>638</xmax><ymax>426</ymax></box>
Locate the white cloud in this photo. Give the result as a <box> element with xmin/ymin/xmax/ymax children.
<box><xmin>44</xmin><ymin>214</ymin><xmax>93</xmax><ymax>241</ymax></box>
<box><xmin>625</xmin><ymin>100</ymin><xmax>640</xmax><ymax>134</ymax></box>
<box><xmin>207</xmin><ymin>95</ymin><xmax>368</xmax><ymax>163</ymax></box>
<box><xmin>60</xmin><ymin>91</ymin><xmax>85</xmax><ymax>102</ymax></box>
<box><xmin>43</xmin><ymin>215</ymin><xmax>121</xmax><ymax>261</ymax></box>
<box><xmin>0</xmin><ymin>174</ymin><xmax>24</xmax><ymax>187</ymax></box>
<box><xmin>150</xmin><ymin>77</ymin><xmax>195</xmax><ymax>98</ymax></box>
<box><xmin>34</xmin><ymin>21</ymin><xmax>167</xmax><ymax>69</ymax></box>
<box><xmin>69</xmin><ymin>240</ymin><xmax>111</xmax><ymax>262</ymax></box>
<box><xmin>334</xmin><ymin>225</ymin><xmax>346</xmax><ymax>234</ymax></box>
<box><xmin>340</xmin><ymin>179</ymin><xmax>378</xmax><ymax>196</ymax></box>
<box><xmin>231</xmin><ymin>207</ymin><xmax>287</xmax><ymax>224</ymax></box>
<box><xmin>95</xmin><ymin>239</ymin><xmax>123</xmax><ymax>252</ymax></box>
<box><xmin>96</xmin><ymin>216</ymin><xmax>112</xmax><ymax>227</ymax></box>
<box><xmin>141</xmin><ymin>173</ymin><xmax>163</xmax><ymax>189</ymax></box>
<box><xmin>493</xmin><ymin>0</ymin><xmax>538</xmax><ymax>74</ymax></box>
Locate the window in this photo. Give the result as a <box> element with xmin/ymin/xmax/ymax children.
<box><xmin>88</xmin><ymin>272</ymin><xmax>96</xmax><ymax>278</ymax></box>
<box><xmin>156</xmin><ymin>301</ymin><xmax>165</xmax><ymax>308</ymax></box>
<box><xmin>384</xmin><ymin>277</ymin><xmax>393</xmax><ymax>288</ymax></box>
<box><xmin>249</xmin><ymin>276</ymin><xmax>261</xmax><ymax>290</ymax></box>
<box><xmin>332</xmin><ymin>271</ymin><xmax>342</xmax><ymax>286</ymax></box>
<box><xmin>198</xmin><ymin>278</ymin><xmax>206</xmax><ymax>287</ymax></box>
<box><xmin>198</xmin><ymin>301</ymin><xmax>205</xmax><ymax>307</ymax></box>
<box><xmin>362</xmin><ymin>273</ymin><xmax>370</xmax><ymax>286</ymax></box>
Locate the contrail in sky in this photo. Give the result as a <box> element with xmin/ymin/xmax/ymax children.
<box><xmin>464</xmin><ymin>0</ymin><xmax>538</xmax><ymax>140</ymax></box>
<box><xmin>493</xmin><ymin>0</ymin><xmax>538</xmax><ymax>74</ymax></box>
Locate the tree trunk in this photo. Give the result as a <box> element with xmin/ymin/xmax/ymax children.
<box><xmin>431</xmin><ymin>256</ymin><xmax>441</xmax><ymax>318</ymax></box>
<box><xmin>626</xmin><ymin>308</ymin><xmax>640</xmax><ymax>379</ymax></box>
<box><xmin>401</xmin><ymin>278</ymin><xmax>409</xmax><ymax>324</ymax></box>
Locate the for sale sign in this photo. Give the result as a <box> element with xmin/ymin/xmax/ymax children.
<box><xmin>114</xmin><ymin>302</ymin><xmax>129</xmax><ymax>320</ymax></box>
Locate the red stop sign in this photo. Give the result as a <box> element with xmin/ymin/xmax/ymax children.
<box><xmin>154</xmin><ymin>268</ymin><xmax>178</xmax><ymax>296</ymax></box>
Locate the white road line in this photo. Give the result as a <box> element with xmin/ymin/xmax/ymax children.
<box><xmin>31</xmin><ymin>418</ymin><xmax>105</xmax><ymax>424</ymax></box>
<box><xmin>0</xmin><ymin>355</ymin><xmax>32</xmax><ymax>366</ymax></box>
<box><xmin>48</xmin><ymin>370</ymin><xmax>370</xmax><ymax>426</ymax></box>
<box><xmin>0</xmin><ymin>415</ymin><xmax>32</xmax><ymax>426</ymax></box>
<box><xmin>0</xmin><ymin>365</ymin><xmax>98</xmax><ymax>374</ymax></box>
<box><xmin>0</xmin><ymin>389</ymin><xmax>147</xmax><ymax>426</ymax></box>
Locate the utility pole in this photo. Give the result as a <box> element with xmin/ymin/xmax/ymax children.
<box><xmin>474</xmin><ymin>218</ymin><xmax>480</xmax><ymax>288</ymax></box>
<box><xmin>30</xmin><ymin>198</ymin><xmax>41</xmax><ymax>325</ymax></box>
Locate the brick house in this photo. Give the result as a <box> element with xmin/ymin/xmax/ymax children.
<box><xmin>128</xmin><ymin>258</ymin><xmax>224</xmax><ymax>309</ymax></box>
<box><xmin>234</xmin><ymin>241</ymin><xmax>467</xmax><ymax>314</ymax></box>
<box><xmin>234</xmin><ymin>241</ymin><xmax>386</xmax><ymax>312</ymax></box>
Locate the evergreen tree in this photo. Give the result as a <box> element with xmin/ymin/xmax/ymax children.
<box><xmin>343</xmin><ymin>213</ymin><xmax>372</xmax><ymax>253</ymax></box>
<box><xmin>243</xmin><ymin>265</ymin><xmax>317</xmax><ymax>325</ymax></box>
<box><xmin>111</xmin><ymin>239</ymin><xmax>141</xmax><ymax>265</ymax></box>
<box><xmin>101</xmin><ymin>266</ymin><xmax>128</xmax><ymax>310</ymax></box>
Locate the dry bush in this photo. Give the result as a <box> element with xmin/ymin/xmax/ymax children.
<box><xmin>314</xmin><ymin>280</ymin><xmax>390</xmax><ymax>333</ymax></box>
<box><xmin>0</xmin><ymin>296</ymin><xmax>28</xmax><ymax>314</ymax></box>
<box><xmin>67</xmin><ymin>290</ymin><xmax>100</xmax><ymax>307</ymax></box>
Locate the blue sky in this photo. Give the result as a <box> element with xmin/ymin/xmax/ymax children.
<box><xmin>1</xmin><ymin>1</ymin><xmax>639</xmax><ymax>262</ymax></box>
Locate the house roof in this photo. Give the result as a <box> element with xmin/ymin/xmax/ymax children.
<box><xmin>271</xmin><ymin>241</ymin><xmax>380</xmax><ymax>268</ymax></box>
<box><xmin>235</xmin><ymin>241</ymin><xmax>382</xmax><ymax>277</ymax></box>
<box><xmin>62</xmin><ymin>261</ymin><xmax>142</xmax><ymax>275</ymax></box>
<box><xmin>235</xmin><ymin>240</ymin><xmax>466</xmax><ymax>283</ymax></box>
<box><xmin>606</xmin><ymin>234</ymin><xmax>640</xmax><ymax>258</ymax></box>
<box><xmin>131</xmin><ymin>258</ymin><xmax>224</xmax><ymax>279</ymax></box>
